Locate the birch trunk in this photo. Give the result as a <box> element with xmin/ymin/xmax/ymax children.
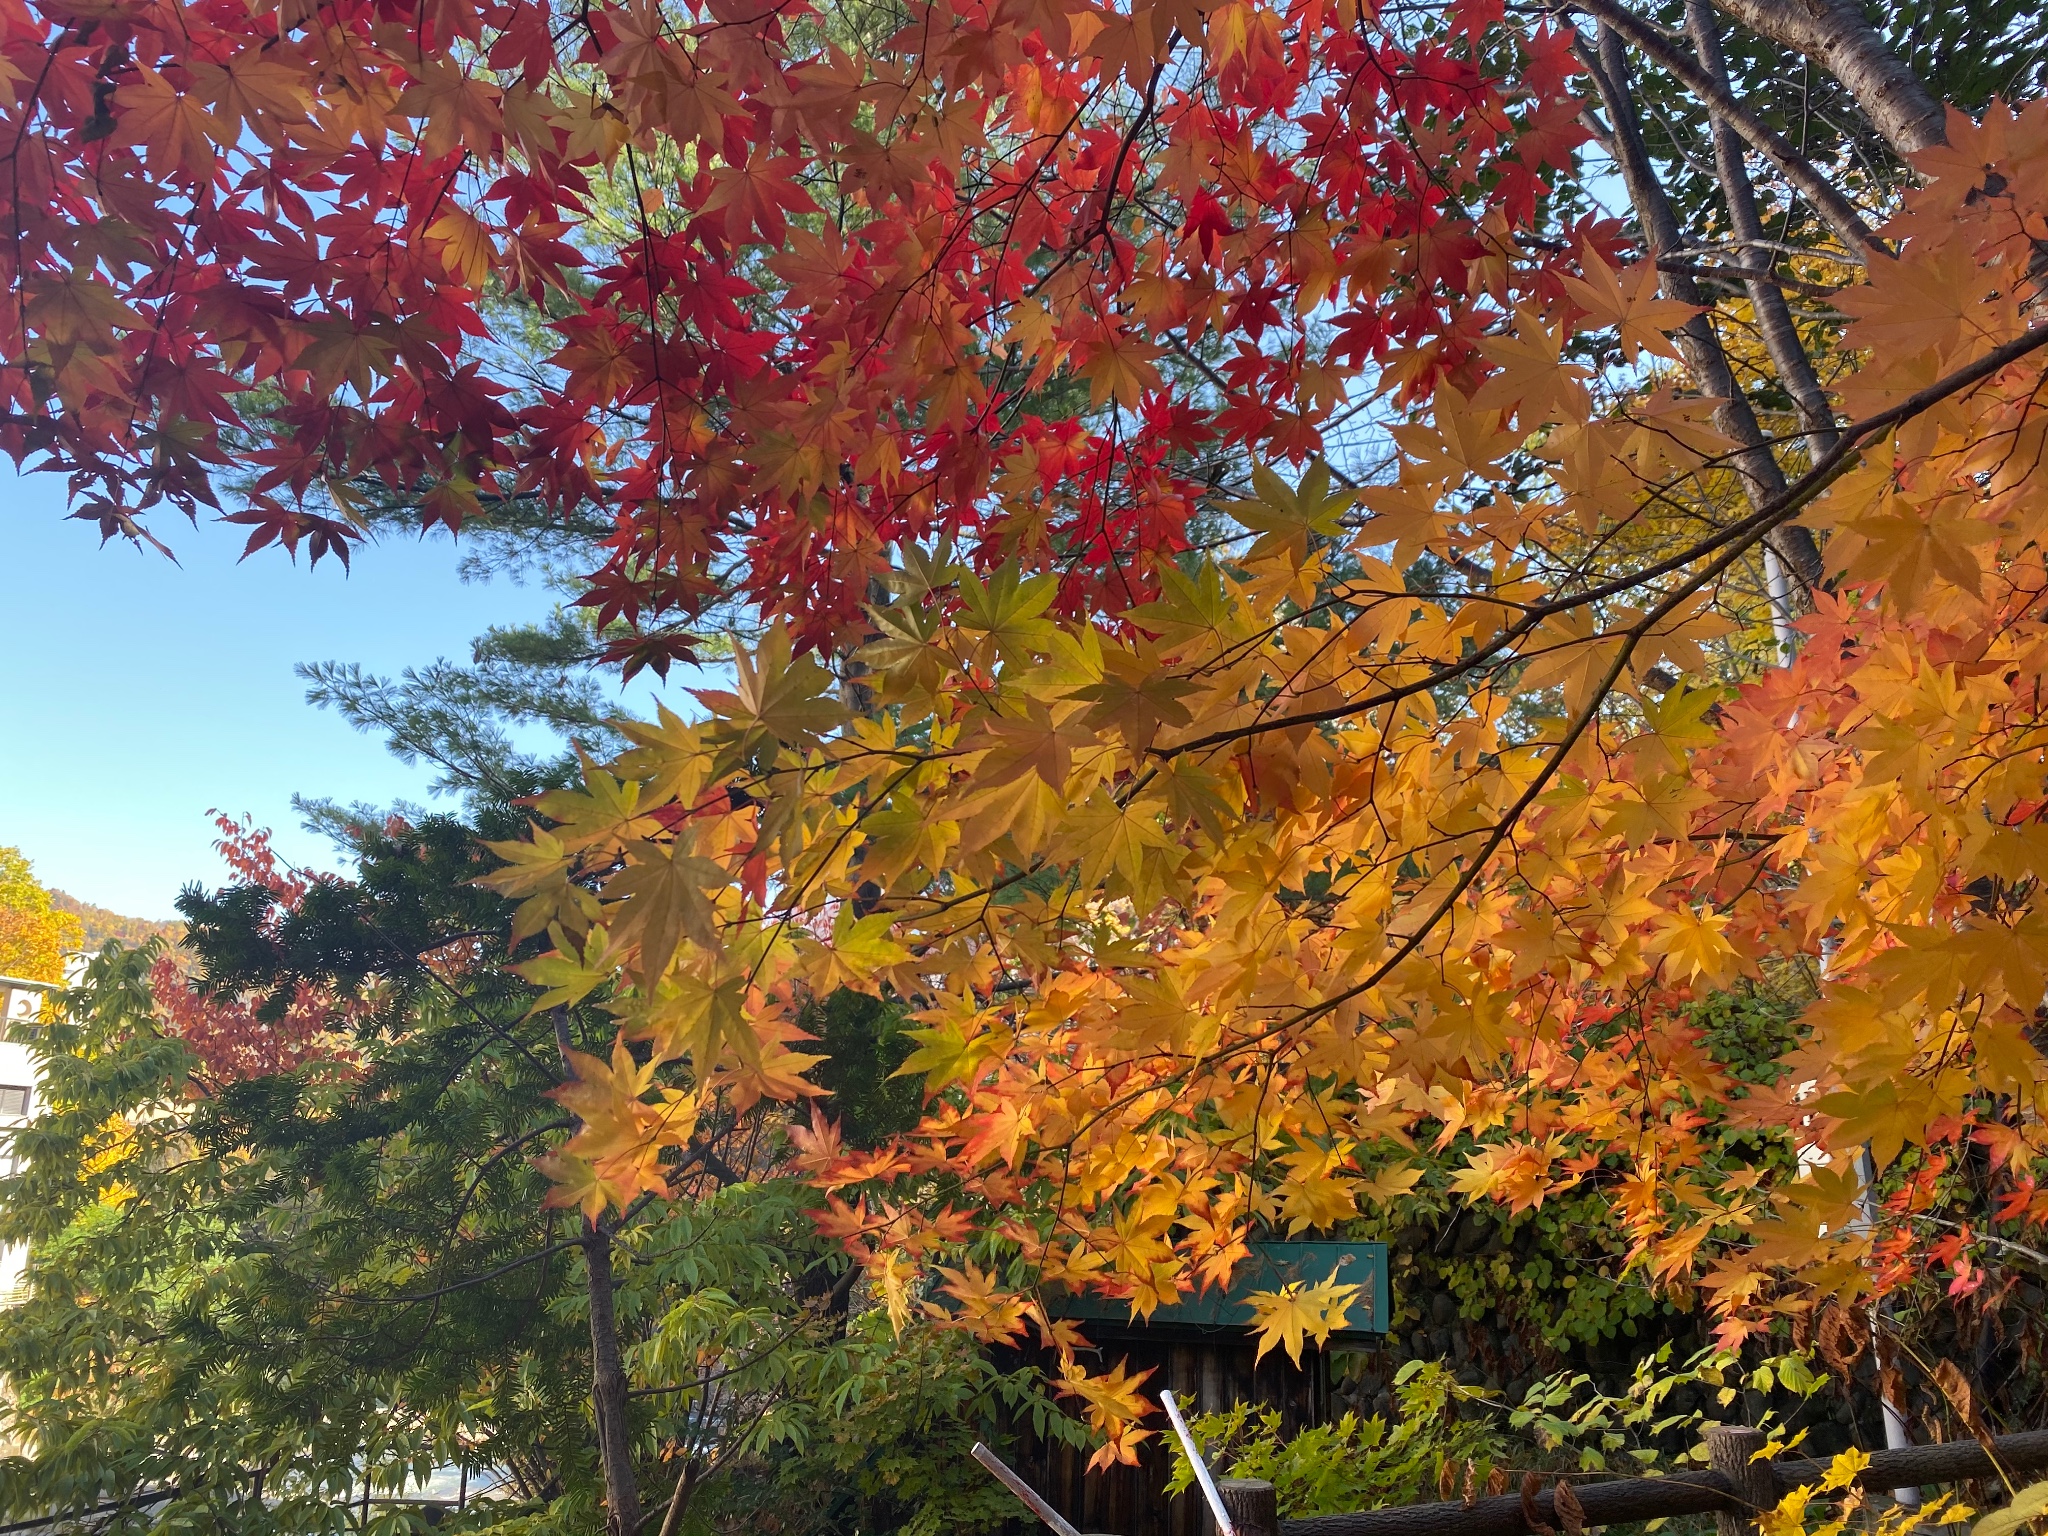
<box><xmin>1588</xmin><ymin>25</ymin><xmax>1826</xmax><ymax>591</ymax></box>
<box><xmin>1704</xmin><ymin>0</ymin><xmax>1947</xmax><ymax>156</ymax></box>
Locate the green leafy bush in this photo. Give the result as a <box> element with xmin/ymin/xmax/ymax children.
<box><xmin>1166</xmin><ymin>1346</ymin><xmax>1830</xmax><ymax>1520</ymax></box>
<box><xmin>1164</xmin><ymin>1362</ymin><xmax>1506</xmax><ymax>1517</ymax></box>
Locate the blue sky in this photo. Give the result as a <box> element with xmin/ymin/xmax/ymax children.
<box><xmin>0</xmin><ymin>467</ymin><xmax>564</xmax><ymax>918</ymax></box>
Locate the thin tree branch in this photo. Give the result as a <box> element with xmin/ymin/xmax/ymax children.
<box><xmin>1687</xmin><ymin>0</ymin><xmax>1842</xmax><ymax>460</ymax></box>
<box><xmin>1583</xmin><ymin>22</ymin><xmax>1826</xmax><ymax>592</ymax></box>
<box><xmin>1153</xmin><ymin>321</ymin><xmax>2048</xmax><ymax>758</ymax></box>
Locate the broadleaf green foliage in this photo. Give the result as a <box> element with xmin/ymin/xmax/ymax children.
<box><xmin>1689</xmin><ymin>984</ymin><xmax>1806</xmax><ymax>1088</ymax></box>
<box><xmin>1163</xmin><ymin>1362</ymin><xmax>1506</xmax><ymax>1517</ymax></box>
<box><xmin>0</xmin><ymin>837</ymin><xmax>594</xmax><ymax>1532</ymax></box>
<box><xmin>0</xmin><ymin>811</ymin><xmax>1072</xmax><ymax>1536</ymax></box>
<box><xmin>1505</xmin><ymin>1343</ymin><xmax>1822</xmax><ymax>1472</ymax></box>
<box><xmin>628</xmin><ymin>1187</ymin><xmax>1087</xmax><ymax>1536</ymax></box>
<box><xmin>1166</xmin><ymin>1348</ymin><xmax>1828</xmax><ymax>1519</ymax></box>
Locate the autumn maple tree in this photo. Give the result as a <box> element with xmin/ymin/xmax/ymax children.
<box><xmin>0</xmin><ymin>846</ymin><xmax>80</xmax><ymax>984</ymax></box>
<box><xmin>10</xmin><ymin>0</ymin><xmax>2048</xmax><ymax>1510</ymax></box>
<box><xmin>487</xmin><ymin>164</ymin><xmax>2048</xmax><ymax>1457</ymax></box>
<box><xmin>0</xmin><ymin>0</ymin><xmax>1601</xmax><ymax>663</ymax></box>
<box><xmin>144</xmin><ymin>812</ymin><xmax>368</xmax><ymax>1080</ymax></box>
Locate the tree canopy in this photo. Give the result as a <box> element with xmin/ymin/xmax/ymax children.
<box><xmin>0</xmin><ymin>846</ymin><xmax>80</xmax><ymax>984</ymax></box>
<box><xmin>0</xmin><ymin>810</ymin><xmax>1077</xmax><ymax>1536</ymax></box>
<box><xmin>7</xmin><ymin>0</ymin><xmax>2048</xmax><ymax>1504</ymax></box>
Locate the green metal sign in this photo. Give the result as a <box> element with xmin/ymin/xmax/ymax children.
<box><xmin>1047</xmin><ymin>1240</ymin><xmax>1389</xmax><ymax>1340</ymax></box>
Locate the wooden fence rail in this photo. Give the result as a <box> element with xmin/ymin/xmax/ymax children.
<box><xmin>1259</xmin><ymin>1428</ymin><xmax>2048</xmax><ymax>1536</ymax></box>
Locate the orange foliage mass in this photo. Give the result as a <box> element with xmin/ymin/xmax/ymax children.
<box><xmin>480</xmin><ymin>109</ymin><xmax>2048</xmax><ymax>1433</ymax></box>
<box><xmin>10</xmin><ymin>0</ymin><xmax>2048</xmax><ymax>1459</ymax></box>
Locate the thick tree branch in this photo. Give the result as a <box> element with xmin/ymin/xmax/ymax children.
<box><xmin>1568</xmin><ymin>0</ymin><xmax>1881</xmax><ymax>258</ymax></box>
<box><xmin>583</xmin><ymin>1219</ymin><xmax>644</xmax><ymax>1536</ymax></box>
<box><xmin>1585</xmin><ymin>24</ymin><xmax>1826</xmax><ymax>591</ymax></box>
<box><xmin>1702</xmin><ymin>0</ymin><xmax>1946</xmax><ymax>157</ymax></box>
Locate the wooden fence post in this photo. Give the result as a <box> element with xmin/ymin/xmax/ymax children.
<box><xmin>1218</xmin><ymin>1478</ymin><xmax>1280</xmax><ymax>1536</ymax></box>
<box><xmin>1708</xmin><ymin>1426</ymin><xmax>1774</xmax><ymax>1536</ymax></box>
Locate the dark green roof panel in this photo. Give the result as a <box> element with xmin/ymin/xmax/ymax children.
<box><xmin>1047</xmin><ymin>1240</ymin><xmax>1388</xmax><ymax>1339</ymax></box>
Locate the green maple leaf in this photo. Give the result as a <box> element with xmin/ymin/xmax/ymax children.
<box><xmin>516</xmin><ymin>924</ymin><xmax>617</xmax><ymax>1010</ymax></box>
<box><xmin>694</xmin><ymin>621</ymin><xmax>846</xmax><ymax>757</ymax></box>
<box><xmin>957</xmin><ymin>564</ymin><xmax>1059</xmax><ymax>667</ymax></box>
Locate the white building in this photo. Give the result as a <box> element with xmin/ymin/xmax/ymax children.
<box><xmin>0</xmin><ymin>972</ymin><xmax>53</xmax><ymax>1459</ymax></box>
<box><xmin>0</xmin><ymin>973</ymin><xmax>51</xmax><ymax>1303</ymax></box>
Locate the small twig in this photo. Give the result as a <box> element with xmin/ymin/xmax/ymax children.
<box><xmin>1656</xmin><ymin>257</ymin><xmax>1842</xmax><ymax>301</ymax></box>
<box><xmin>1908</xmin><ymin>1212</ymin><xmax>2048</xmax><ymax>1271</ymax></box>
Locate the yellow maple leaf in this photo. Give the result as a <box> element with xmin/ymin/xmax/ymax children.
<box><xmin>802</xmin><ymin>908</ymin><xmax>912</xmax><ymax>995</ymax></box>
<box><xmin>691</xmin><ymin>621</ymin><xmax>846</xmax><ymax>755</ymax></box>
<box><xmin>113</xmin><ymin>68</ymin><xmax>218</xmax><ymax>180</ymax></box>
<box><xmin>1560</xmin><ymin>245</ymin><xmax>1695</xmax><ymax>362</ymax></box>
<box><xmin>895</xmin><ymin>1005</ymin><xmax>1010</xmax><ymax>1091</ymax></box>
<box><xmin>1244</xmin><ymin>1276</ymin><xmax>1361</xmax><ymax>1365</ymax></box>
<box><xmin>937</xmin><ymin>1263</ymin><xmax>1030</xmax><ymax>1344</ymax></box>
<box><xmin>481</xmin><ymin>823</ymin><xmax>598</xmax><ymax>946</ymax></box>
<box><xmin>1357</xmin><ymin>1164</ymin><xmax>1423</xmax><ymax>1205</ymax></box>
<box><xmin>1644</xmin><ymin>904</ymin><xmax>1741</xmax><ymax>986</ymax></box>
<box><xmin>603</xmin><ymin>840</ymin><xmax>725</xmax><ymax>984</ymax></box>
<box><xmin>515</xmin><ymin>924</ymin><xmax>618</xmax><ymax>1010</ymax></box>
<box><xmin>1076</xmin><ymin>326</ymin><xmax>1164</xmax><ymax>409</ymax></box>
<box><xmin>1057</xmin><ymin>1356</ymin><xmax>1157</xmax><ymax>1433</ymax></box>
<box><xmin>426</xmin><ymin>207</ymin><xmax>495</xmax><ymax>290</ymax></box>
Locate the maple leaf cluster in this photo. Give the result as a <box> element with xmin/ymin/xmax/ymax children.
<box><xmin>475</xmin><ymin>105</ymin><xmax>2048</xmax><ymax>1445</ymax></box>
<box><xmin>18</xmin><ymin>0</ymin><xmax>2048</xmax><ymax>1465</ymax></box>
<box><xmin>1</xmin><ymin>0</ymin><xmax>1590</xmax><ymax>663</ymax></box>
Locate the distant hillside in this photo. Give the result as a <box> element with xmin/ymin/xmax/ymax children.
<box><xmin>50</xmin><ymin>891</ymin><xmax>183</xmax><ymax>953</ymax></box>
